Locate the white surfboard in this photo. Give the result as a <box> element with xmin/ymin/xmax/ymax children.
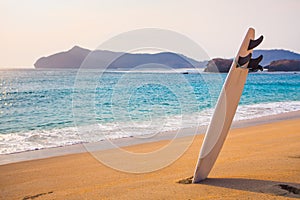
<box><xmin>193</xmin><ymin>28</ymin><xmax>263</xmax><ymax>183</ymax></box>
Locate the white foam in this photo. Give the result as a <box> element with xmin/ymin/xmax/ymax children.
<box><xmin>235</xmin><ymin>101</ymin><xmax>300</xmax><ymax>121</ymax></box>
<box><xmin>0</xmin><ymin>101</ymin><xmax>300</xmax><ymax>154</ymax></box>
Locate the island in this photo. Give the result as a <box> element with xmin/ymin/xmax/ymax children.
<box><xmin>266</xmin><ymin>59</ymin><xmax>300</xmax><ymax>72</ymax></box>
<box><xmin>34</xmin><ymin>46</ymin><xmax>206</xmax><ymax>69</ymax></box>
<box><xmin>204</xmin><ymin>58</ymin><xmax>233</xmax><ymax>73</ymax></box>
<box><xmin>204</xmin><ymin>49</ymin><xmax>300</xmax><ymax>73</ymax></box>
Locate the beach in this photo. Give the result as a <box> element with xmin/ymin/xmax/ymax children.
<box><xmin>1</xmin><ymin>113</ymin><xmax>299</xmax><ymax>199</ymax></box>
<box><xmin>1</xmin><ymin>0</ymin><xmax>300</xmax><ymax>199</ymax></box>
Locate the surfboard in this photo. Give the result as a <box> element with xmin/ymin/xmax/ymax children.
<box><xmin>193</xmin><ymin>28</ymin><xmax>263</xmax><ymax>183</ymax></box>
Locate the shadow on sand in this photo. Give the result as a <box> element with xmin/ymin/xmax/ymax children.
<box><xmin>200</xmin><ymin>178</ymin><xmax>300</xmax><ymax>198</ymax></box>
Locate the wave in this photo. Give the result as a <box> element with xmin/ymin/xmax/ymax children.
<box><xmin>0</xmin><ymin>101</ymin><xmax>300</xmax><ymax>154</ymax></box>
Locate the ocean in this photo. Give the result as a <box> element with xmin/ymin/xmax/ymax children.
<box><xmin>0</xmin><ymin>69</ymin><xmax>300</xmax><ymax>154</ymax></box>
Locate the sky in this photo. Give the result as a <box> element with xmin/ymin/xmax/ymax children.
<box><xmin>0</xmin><ymin>0</ymin><xmax>299</xmax><ymax>68</ymax></box>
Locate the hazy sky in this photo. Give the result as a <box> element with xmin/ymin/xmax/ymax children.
<box><xmin>1</xmin><ymin>0</ymin><xmax>299</xmax><ymax>68</ymax></box>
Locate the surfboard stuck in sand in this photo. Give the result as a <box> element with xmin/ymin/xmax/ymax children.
<box><xmin>193</xmin><ymin>28</ymin><xmax>264</xmax><ymax>183</ymax></box>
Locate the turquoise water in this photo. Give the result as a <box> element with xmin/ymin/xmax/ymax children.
<box><xmin>0</xmin><ymin>69</ymin><xmax>300</xmax><ymax>154</ymax></box>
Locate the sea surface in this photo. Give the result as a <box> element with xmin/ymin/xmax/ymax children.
<box><xmin>0</xmin><ymin>69</ymin><xmax>300</xmax><ymax>154</ymax></box>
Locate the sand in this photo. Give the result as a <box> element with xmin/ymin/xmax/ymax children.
<box><xmin>0</xmin><ymin>118</ymin><xmax>300</xmax><ymax>199</ymax></box>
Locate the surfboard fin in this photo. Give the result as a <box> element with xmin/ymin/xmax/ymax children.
<box><xmin>248</xmin><ymin>65</ymin><xmax>263</xmax><ymax>72</ymax></box>
<box><xmin>247</xmin><ymin>55</ymin><xmax>264</xmax><ymax>71</ymax></box>
<box><xmin>237</xmin><ymin>53</ymin><xmax>252</xmax><ymax>67</ymax></box>
<box><xmin>248</xmin><ymin>35</ymin><xmax>264</xmax><ymax>50</ymax></box>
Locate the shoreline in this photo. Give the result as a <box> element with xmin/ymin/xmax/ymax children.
<box><xmin>1</xmin><ymin>110</ymin><xmax>300</xmax><ymax>166</ymax></box>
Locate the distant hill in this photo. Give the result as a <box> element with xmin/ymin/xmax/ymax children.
<box><xmin>252</xmin><ymin>49</ymin><xmax>300</xmax><ymax>66</ymax></box>
<box><xmin>34</xmin><ymin>46</ymin><xmax>206</xmax><ymax>69</ymax></box>
<box><xmin>34</xmin><ymin>46</ymin><xmax>91</xmax><ymax>69</ymax></box>
<box><xmin>34</xmin><ymin>46</ymin><xmax>300</xmax><ymax>71</ymax></box>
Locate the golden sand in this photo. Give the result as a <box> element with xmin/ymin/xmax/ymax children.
<box><xmin>0</xmin><ymin>119</ymin><xmax>300</xmax><ymax>199</ymax></box>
